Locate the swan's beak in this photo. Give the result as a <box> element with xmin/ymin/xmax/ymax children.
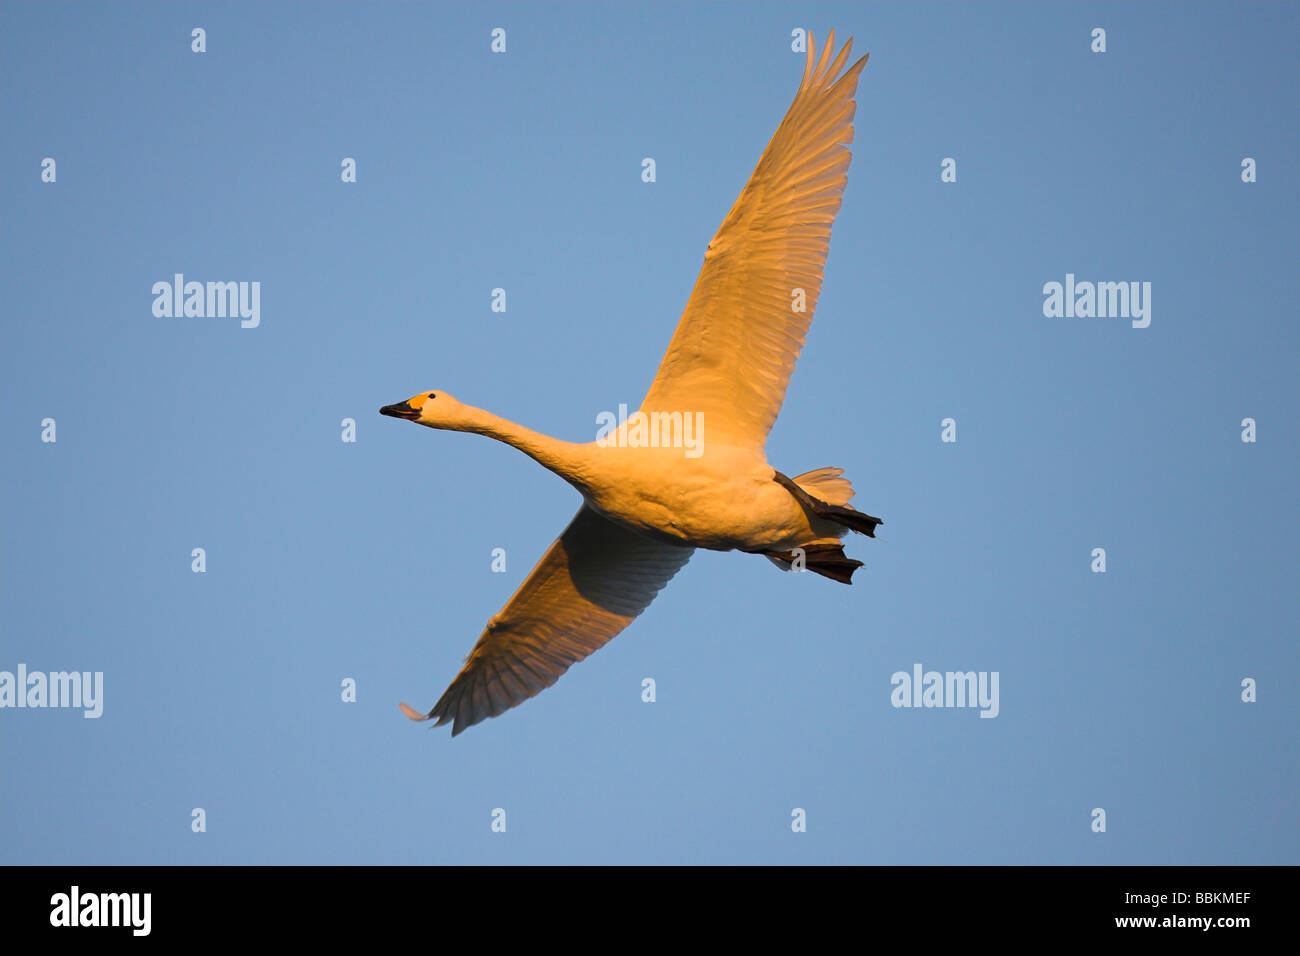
<box><xmin>380</xmin><ymin>401</ymin><xmax>420</xmax><ymax>420</ymax></box>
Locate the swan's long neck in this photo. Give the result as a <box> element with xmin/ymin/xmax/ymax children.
<box><xmin>457</xmin><ymin>407</ymin><xmax>595</xmax><ymax>493</ymax></box>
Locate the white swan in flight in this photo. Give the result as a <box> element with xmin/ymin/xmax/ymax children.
<box><xmin>382</xmin><ymin>30</ymin><xmax>879</xmax><ymax>735</ymax></box>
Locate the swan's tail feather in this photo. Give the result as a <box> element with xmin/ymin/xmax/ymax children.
<box><xmin>790</xmin><ymin>466</ymin><xmax>854</xmax><ymax>506</ymax></box>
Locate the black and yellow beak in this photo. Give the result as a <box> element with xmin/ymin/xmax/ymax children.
<box><xmin>380</xmin><ymin>400</ymin><xmax>420</xmax><ymax>420</ymax></box>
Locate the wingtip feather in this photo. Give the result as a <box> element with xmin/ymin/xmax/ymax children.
<box><xmin>815</xmin><ymin>29</ymin><xmax>834</xmax><ymax>82</ymax></box>
<box><xmin>802</xmin><ymin>30</ymin><xmax>818</xmax><ymax>89</ymax></box>
<box><xmin>399</xmin><ymin>701</ymin><xmax>430</xmax><ymax>721</ymax></box>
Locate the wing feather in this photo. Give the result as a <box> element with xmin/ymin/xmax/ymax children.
<box><xmin>640</xmin><ymin>31</ymin><xmax>869</xmax><ymax>448</ymax></box>
<box><xmin>404</xmin><ymin>506</ymin><xmax>693</xmax><ymax>735</ymax></box>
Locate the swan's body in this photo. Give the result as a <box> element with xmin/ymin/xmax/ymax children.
<box><xmin>538</xmin><ymin>431</ymin><xmax>822</xmax><ymax>551</ymax></box>
<box><xmin>382</xmin><ymin>31</ymin><xmax>880</xmax><ymax>735</ymax></box>
<box><xmin>587</xmin><ymin>446</ymin><xmax>806</xmax><ymax>552</ymax></box>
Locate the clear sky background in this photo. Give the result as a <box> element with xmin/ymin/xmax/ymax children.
<box><xmin>2</xmin><ymin>2</ymin><xmax>1296</xmax><ymax>865</ymax></box>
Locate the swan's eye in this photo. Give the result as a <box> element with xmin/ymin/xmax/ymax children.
<box><xmin>428</xmin><ymin>393</ymin><xmax>437</xmax><ymax>400</ymax></box>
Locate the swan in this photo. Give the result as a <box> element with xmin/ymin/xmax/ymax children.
<box><xmin>382</xmin><ymin>30</ymin><xmax>880</xmax><ymax>735</ymax></box>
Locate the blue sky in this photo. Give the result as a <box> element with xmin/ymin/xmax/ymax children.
<box><xmin>2</xmin><ymin>2</ymin><xmax>1296</xmax><ymax>864</ymax></box>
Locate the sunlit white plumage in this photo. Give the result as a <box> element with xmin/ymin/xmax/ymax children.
<box><xmin>382</xmin><ymin>31</ymin><xmax>879</xmax><ymax>736</ymax></box>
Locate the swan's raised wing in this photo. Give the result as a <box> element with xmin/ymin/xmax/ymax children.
<box><xmin>640</xmin><ymin>31</ymin><xmax>868</xmax><ymax>449</ymax></box>
<box><xmin>402</xmin><ymin>506</ymin><xmax>692</xmax><ymax>736</ymax></box>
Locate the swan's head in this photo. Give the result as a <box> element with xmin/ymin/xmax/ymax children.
<box><xmin>380</xmin><ymin>391</ymin><xmax>477</xmax><ymax>431</ymax></box>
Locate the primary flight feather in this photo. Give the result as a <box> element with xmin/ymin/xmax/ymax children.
<box><xmin>382</xmin><ymin>31</ymin><xmax>879</xmax><ymax>736</ymax></box>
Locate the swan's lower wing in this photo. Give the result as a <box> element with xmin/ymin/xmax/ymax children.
<box><xmin>403</xmin><ymin>505</ymin><xmax>693</xmax><ymax>736</ymax></box>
